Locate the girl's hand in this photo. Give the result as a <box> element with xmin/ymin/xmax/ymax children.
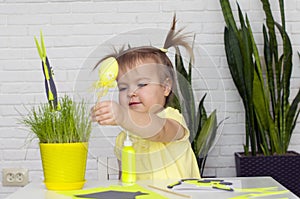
<box><xmin>91</xmin><ymin>102</ymin><xmax>185</xmax><ymax>142</ymax></box>
<box><xmin>91</xmin><ymin>101</ymin><xmax>124</xmax><ymax>126</ymax></box>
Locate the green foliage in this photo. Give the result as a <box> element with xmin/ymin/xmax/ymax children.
<box><xmin>169</xmin><ymin>45</ymin><xmax>218</xmax><ymax>161</ymax></box>
<box><xmin>220</xmin><ymin>0</ymin><xmax>300</xmax><ymax>156</ymax></box>
<box><xmin>193</xmin><ymin>109</ymin><xmax>217</xmax><ymax>159</ymax></box>
<box><xmin>21</xmin><ymin>95</ymin><xmax>92</xmax><ymax>143</ymax></box>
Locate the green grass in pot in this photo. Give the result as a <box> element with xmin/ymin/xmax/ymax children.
<box><xmin>22</xmin><ymin>95</ymin><xmax>92</xmax><ymax>143</ymax></box>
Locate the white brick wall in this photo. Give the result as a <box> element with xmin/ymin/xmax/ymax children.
<box><xmin>0</xmin><ymin>0</ymin><xmax>299</xmax><ymax>198</ymax></box>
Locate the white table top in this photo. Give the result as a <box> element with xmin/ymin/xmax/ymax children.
<box><xmin>6</xmin><ymin>176</ymin><xmax>299</xmax><ymax>199</ymax></box>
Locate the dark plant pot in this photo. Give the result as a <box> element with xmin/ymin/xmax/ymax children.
<box><xmin>235</xmin><ymin>151</ymin><xmax>300</xmax><ymax>197</ymax></box>
<box><xmin>196</xmin><ymin>155</ymin><xmax>216</xmax><ymax>178</ymax></box>
<box><xmin>196</xmin><ymin>156</ymin><xmax>206</xmax><ymax>177</ymax></box>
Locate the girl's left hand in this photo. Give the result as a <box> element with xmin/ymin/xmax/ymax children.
<box><xmin>91</xmin><ymin>101</ymin><xmax>124</xmax><ymax>126</ymax></box>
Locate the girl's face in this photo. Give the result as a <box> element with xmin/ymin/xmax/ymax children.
<box><xmin>117</xmin><ymin>58</ymin><xmax>171</xmax><ymax>113</ymax></box>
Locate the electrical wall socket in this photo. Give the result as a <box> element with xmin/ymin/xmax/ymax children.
<box><xmin>2</xmin><ymin>168</ymin><xmax>29</xmax><ymax>186</ymax></box>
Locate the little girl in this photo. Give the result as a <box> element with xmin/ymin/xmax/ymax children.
<box><xmin>91</xmin><ymin>16</ymin><xmax>200</xmax><ymax>180</ymax></box>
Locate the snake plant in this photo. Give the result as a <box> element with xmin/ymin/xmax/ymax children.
<box><xmin>220</xmin><ymin>0</ymin><xmax>300</xmax><ymax>156</ymax></box>
<box><xmin>168</xmin><ymin>42</ymin><xmax>218</xmax><ymax>176</ymax></box>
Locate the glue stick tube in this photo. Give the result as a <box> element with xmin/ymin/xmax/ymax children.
<box><xmin>121</xmin><ymin>136</ymin><xmax>136</xmax><ymax>184</ymax></box>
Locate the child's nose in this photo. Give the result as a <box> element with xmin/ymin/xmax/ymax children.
<box><xmin>128</xmin><ymin>87</ymin><xmax>137</xmax><ymax>97</ymax></box>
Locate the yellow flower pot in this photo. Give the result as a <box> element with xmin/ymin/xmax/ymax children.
<box><xmin>39</xmin><ymin>142</ymin><xmax>88</xmax><ymax>190</ymax></box>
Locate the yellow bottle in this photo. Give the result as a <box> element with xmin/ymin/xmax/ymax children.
<box><xmin>121</xmin><ymin>137</ymin><xmax>136</xmax><ymax>184</ymax></box>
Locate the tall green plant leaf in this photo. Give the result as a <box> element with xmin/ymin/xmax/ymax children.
<box><xmin>193</xmin><ymin>110</ymin><xmax>217</xmax><ymax>157</ymax></box>
<box><xmin>285</xmin><ymin>90</ymin><xmax>300</xmax><ymax>151</ymax></box>
<box><xmin>171</xmin><ymin>44</ymin><xmax>219</xmax><ymax>174</ymax></box>
<box><xmin>221</xmin><ymin>0</ymin><xmax>300</xmax><ymax>156</ymax></box>
<box><xmin>174</xmin><ymin>55</ymin><xmax>196</xmax><ymax>141</ymax></box>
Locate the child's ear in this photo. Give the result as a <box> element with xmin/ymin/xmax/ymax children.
<box><xmin>163</xmin><ymin>78</ymin><xmax>172</xmax><ymax>96</ymax></box>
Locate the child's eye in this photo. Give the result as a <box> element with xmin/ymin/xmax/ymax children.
<box><xmin>118</xmin><ymin>87</ymin><xmax>127</xmax><ymax>91</ymax></box>
<box><xmin>138</xmin><ymin>83</ymin><xmax>148</xmax><ymax>88</ymax></box>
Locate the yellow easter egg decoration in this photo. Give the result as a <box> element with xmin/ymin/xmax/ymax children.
<box><xmin>98</xmin><ymin>57</ymin><xmax>118</xmax><ymax>87</ymax></box>
<box><xmin>94</xmin><ymin>57</ymin><xmax>119</xmax><ymax>98</ymax></box>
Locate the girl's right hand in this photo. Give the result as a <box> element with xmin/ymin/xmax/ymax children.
<box><xmin>91</xmin><ymin>101</ymin><xmax>125</xmax><ymax>126</ymax></box>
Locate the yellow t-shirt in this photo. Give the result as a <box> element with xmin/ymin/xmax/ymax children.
<box><xmin>114</xmin><ymin>107</ymin><xmax>200</xmax><ymax>180</ymax></box>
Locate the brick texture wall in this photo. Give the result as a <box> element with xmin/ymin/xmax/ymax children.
<box><xmin>0</xmin><ymin>0</ymin><xmax>299</xmax><ymax>197</ymax></box>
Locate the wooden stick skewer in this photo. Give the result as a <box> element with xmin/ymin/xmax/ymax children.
<box><xmin>148</xmin><ymin>184</ymin><xmax>191</xmax><ymax>198</ymax></box>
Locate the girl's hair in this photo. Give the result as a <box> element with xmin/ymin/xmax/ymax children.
<box><xmin>94</xmin><ymin>14</ymin><xmax>193</xmax><ymax>106</ymax></box>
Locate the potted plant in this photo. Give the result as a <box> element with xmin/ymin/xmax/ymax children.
<box><xmin>21</xmin><ymin>32</ymin><xmax>92</xmax><ymax>190</ymax></box>
<box><xmin>168</xmin><ymin>34</ymin><xmax>218</xmax><ymax>177</ymax></box>
<box><xmin>220</xmin><ymin>0</ymin><xmax>300</xmax><ymax>196</ymax></box>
